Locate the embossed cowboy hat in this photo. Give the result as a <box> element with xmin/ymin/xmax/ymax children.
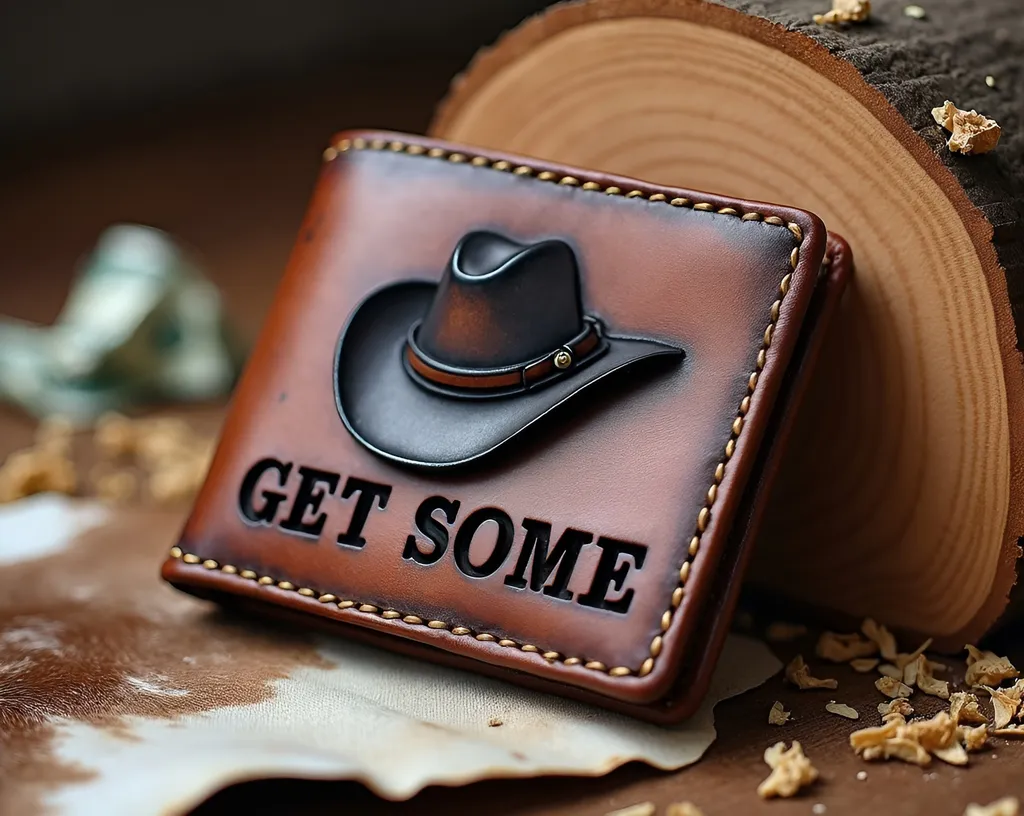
<box><xmin>334</xmin><ymin>231</ymin><xmax>683</xmax><ymax>468</ymax></box>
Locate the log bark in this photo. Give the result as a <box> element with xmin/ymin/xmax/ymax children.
<box><xmin>429</xmin><ymin>0</ymin><xmax>1024</xmax><ymax>648</ymax></box>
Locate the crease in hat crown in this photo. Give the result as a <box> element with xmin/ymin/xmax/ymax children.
<box><xmin>413</xmin><ymin>231</ymin><xmax>588</xmax><ymax>374</ymax></box>
<box><xmin>400</xmin><ymin>231</ymin><xmax>610</xmax><ymax>399</ymax></box>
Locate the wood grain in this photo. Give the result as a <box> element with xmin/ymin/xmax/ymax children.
<box><xmin>429</xmin><ymin>0</ymin><xmax>1024</xmax><ymax>647</ymax></box>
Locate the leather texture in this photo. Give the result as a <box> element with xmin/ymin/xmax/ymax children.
<box><xmin>162</xmin><ymin>130</ymin><xmax>852</xmax><ymax>723</ymax></box>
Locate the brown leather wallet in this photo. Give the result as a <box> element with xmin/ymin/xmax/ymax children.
<box><xmin>162</xmin><ymin>130</ymin><xmax>852</xmax><ymax>724</ymax></box>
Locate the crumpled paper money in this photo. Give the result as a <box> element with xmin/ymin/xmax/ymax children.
<box><xmin>0</xmin><ymin>225</ymin><xmax>242</xmax><ymax>421</ymax></box>
<box><xmin>0</xmin><ymin>495</ymin><xmax>780</xmax><ymax>815</ymax></box>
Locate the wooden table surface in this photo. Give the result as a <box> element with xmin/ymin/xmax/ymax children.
<box><xmin>1</xmin><ymin>66</ymin><xmax>1022</xmax><ymax>816</ymax></box>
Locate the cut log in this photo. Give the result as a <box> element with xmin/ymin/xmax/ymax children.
<box><xmin>430</xmin><ymin>0</ymin><xmax>1024</xmax><ymax>648</ymax></box>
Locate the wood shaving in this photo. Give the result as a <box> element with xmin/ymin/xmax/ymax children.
<box><xmin>878</xmin><ymin>698</ymin><xmax>914</xmax><ymax>718</ymax></box>
<box><xmin>902</xmin><ymin>711</ymin><xmax>958</xmax><ymax>753</ymax></box>
<box><xmin>964</xmin><ymin>798</ymin><xmax>1020</xmax><ymax>816</ymax></box>
<box><xmin>817</xmin><ymin>631</ymin><xmax>877</xmax><ymax>662</ymax></box>
<box><xmin>757</xmin><ymin>741</ymin><xmax>818</xmax><ymax>799</ymax></box>
<box><xmin>786</xmin><ymin>655</ymin><xmax>838</xmax><ymax>690</ymax></box>
<box><xmin>826</xmin><ymin>702</ymin><xmax>859</xmax><ymax>720</ymax></box>
<box><xmin>909</xmin><ymin>654</ymin><xmax>950</xmax><ymax>699</ymax></box>
<box><xmin>932</xmin><ymin>101</ymin><xmax>1002</xmax><ymax>155</ymax></box>
<box><xmin>949</xmin><ymin>692</ymin><xmax>988</xmax><ymax>725</ymax></box>
<box><xmin>852</xmin><ymin>714</ymin><xmax>903</xmax><ymax>749</ymax></box>
<box><xmin>861</xmin><ymin>736</ymin><xmax>931</xmax><ymax>766</ymax></box>
<box><xmin>0</xmin><ymin>445</ymin><xmax>77</xmax><ymax>503</ymax></box>
<box><xmin>666</xmin><ymin>804</ymin><xmax>705</xmax><ymax>816</ymax></box>
<box><xmin>3</xmin><ymin>412</ymin><xmax>214</xmax><ymax>507</ymax></box>
<box><xmin>876</xmin><ymin>676</ymin><xmax>912</xmax><ymax>699</ymax></box>
<box><xmin>852</xmin><ymin>711</ymin><xmax>966</xmax><ymax>767</ymax></box>
<box><xmin>895</xmin><ymin>638</ymin><xmax>933</xmax><ymax>670</ymax></box>
<box><xmin>904</xmin><ymin>4</ymin><xmax>927</xmax><ymax>18</ymax></box>
<box><xmin>768</xmin><ymin>701</ymin><xmax>791</xmax><ymax>725</ymax></box>
<box><xmin>861</xmin><ymin>619</ymin><xmax>898</xmax><ymax>662</ymax></box>
<box><xmin>766</xmin><ymin>622</ymin><xmax>808</xmax><ymax>642</ymax></box>
<box><xmin>605</xmin><ymin>804</ymin><xmax>655</xmax><ymax>816</ymax></box>
<box><xmin>878</xmin><ymin>663</ymin><xmax>903</xmax><ymax>679</ymax></box>
<box><xmin>965</xmin><ymin>645</ymin><xmax>1019</xmax><ymax>687</ymax></box>
<box><xmin>850</xmin><ymin>658</ymin><xmax>880</xmax><ymax>673</ymax></box>
<box><xmin>91</xmin><ymin>466</ymin><xmax>137</xmax><ymax>504</ymax></box>
<box><xmin>135</xmin><ymin>417</ymin><xmax>202</xmax><ymax>469</ymax></box>
<box><xmin>35</xmin><ymin>415</ymin><xmax>75</xmax><ymax>455</ymax></box>
<box><xmin>148</xmin><ymin>452</ymin><xmax>212</xmax><ymax>506</ymax></box>
<box><xmin>813</xmin><ymin>0</ymin><xmax>870</xmax><ymax>25</ymax></box>
<box><xmin>933</xmin><ymin>740</ymin><xmax>969</xmax><ymax>766</ymax></box>
<box><xmin>94</xmin><ymin>413</ymin><xmax>214</xmax><ymax>507</ymax></box>
<box><xmin>94</xmin><ymin>411</ymin><xmax>140</xmax><ymax>458</ymax></box>
<box><xmin>986</xmin><ymin>685</ymin><xmax>1022</xmax><ymax>729</ymax></box>
<box><xmin>959</xmin><ymin>724</ymin><xmax>989</xmax><ymax>752</ymax></box>
<box><xmin>818</xmin><ymin>630</ymin><xmax>874</xmax><ymax>661</ymax></box>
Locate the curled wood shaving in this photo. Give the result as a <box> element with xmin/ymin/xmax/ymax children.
<box><xmin>959</xmin><ymin>724</ymin><xmax>989</xmax><ymax>752</ymax></box>
<box><xmin>878</xmin><ymin>698</ymin><xmax>914</xmax><ymax>718</ymax></box>
<box><xmin>949</xmin><ymin>692</ymin><xmax>988</xmax><ymax>725</ymax></box>
<box><xmin>757</xmin><ymin>741</ymin><xmax>819</xmax><ymax>799</ymax></box>
<box><xmin>851</xmin><ymin>715</ymin><xmax>902</xmax><ymax>750</ymax></box>
<box><xmin>666</xmin><ymin>804</ymin><xmax>705</xmax><ymax>816</ymax></box>
<box><xmin>853</xmin><ymin>711</ymin><xmax>964</xmax><ymax>767</ymax></box>
<box><xmin>850</xmin><ymin>658</ymin><xmax>880</xmax><ymax>673</ymax></box>
<box><xmin>786</xmin><ymin>655</ymin><xmax>838</xmax><ymax>690</ymax></box>
<box><xmin>986</xmin><ymin>685</ymin><xmax>1022</xmax><ymax>729</ymax></box>
<box><xmin>766</xmin><ymin>622</ymin><xmax>808</xmax><ymax>642</ymax></box>
<box><xmin>813</xmin><ymin>0</ymin><xmax>871</xmax><ymax>25</ymax></box>
<box><xmin>965</xmin><ymin>645</ymin><xmax>1019</xmax><ymax>687</ymax></box>
<box><xmin>904</xmin><ymin>711</ymin><xmax>958</xmax><ymax>753</ymax></box>
<box><xmin>861</xmin><ymin>736</ymin><xmax>931</xmax><ymax>766</ymax></box>
<box><xmin>876</xmin><ymin>676</ymin><xmax>913</xmax><ymax>699</ymax></box>
<box><xmin>964</xmin><ymin>798</ymin><xmax>1021</xmax><ymax>816</ymax></box>
<box><xmin>932</xmin><ymin>101</ymin><xmax>1002</xmax><ymax>155</ymax></box>
<box><xmin>909</xmin><ymin>654</ymin><xmax>950</xmax><ymax>699</ymax></box>
<box><xmin>817</xmin><ymin>631</ymin><xmax>877</xmax><ymax>662</ymax></box>
<box><xmin>861</xmin><ymin>619</ymin><xmax>898</xmax><ymax>662</ymax></box>
<box><xmin>769</xmin><ymin>701</ymin><xmax>791</xmax><ymax>725</ymax></box>
<box><xmin>826</xmin><ymin>702</ymin><xmax>860</xmax><ymax>720</ymax></box>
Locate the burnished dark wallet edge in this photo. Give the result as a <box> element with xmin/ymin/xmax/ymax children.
<box><xmin>162</xmin><ymin>131</ymin><xmax>850</xmax><ymax>723</ymax></box>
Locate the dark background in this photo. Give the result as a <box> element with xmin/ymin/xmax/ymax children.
<box><xmin>0</xmin><ymin>2</ymin><xmax>548</xmax><ymax>144</ymax></box>
<box><xmin>0</xmin><ymin>1</ymin><xmax>549</xmax><ymax>331</ymax></box>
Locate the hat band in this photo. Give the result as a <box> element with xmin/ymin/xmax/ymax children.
<box><xmin>405</xmin><ymin>317</ymin><xmax>604</xmax><ymax>396</ymax></box>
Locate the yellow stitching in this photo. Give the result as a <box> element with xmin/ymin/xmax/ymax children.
<box><xmin>170</xmin><ymin>137</ymin><xmax>808</xmax><ymax>679</ymax></box>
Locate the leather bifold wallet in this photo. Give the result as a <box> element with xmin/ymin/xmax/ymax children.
<box><xmin>163</xmin><ymin>130</ymin><xmax>852</xmax><ymax>723</ymax></box>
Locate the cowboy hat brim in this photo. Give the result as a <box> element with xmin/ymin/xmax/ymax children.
<box><xmin>334</xmin><ymin>281</ymin><xmax>683</xmax><ymax>469</ymax></box>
